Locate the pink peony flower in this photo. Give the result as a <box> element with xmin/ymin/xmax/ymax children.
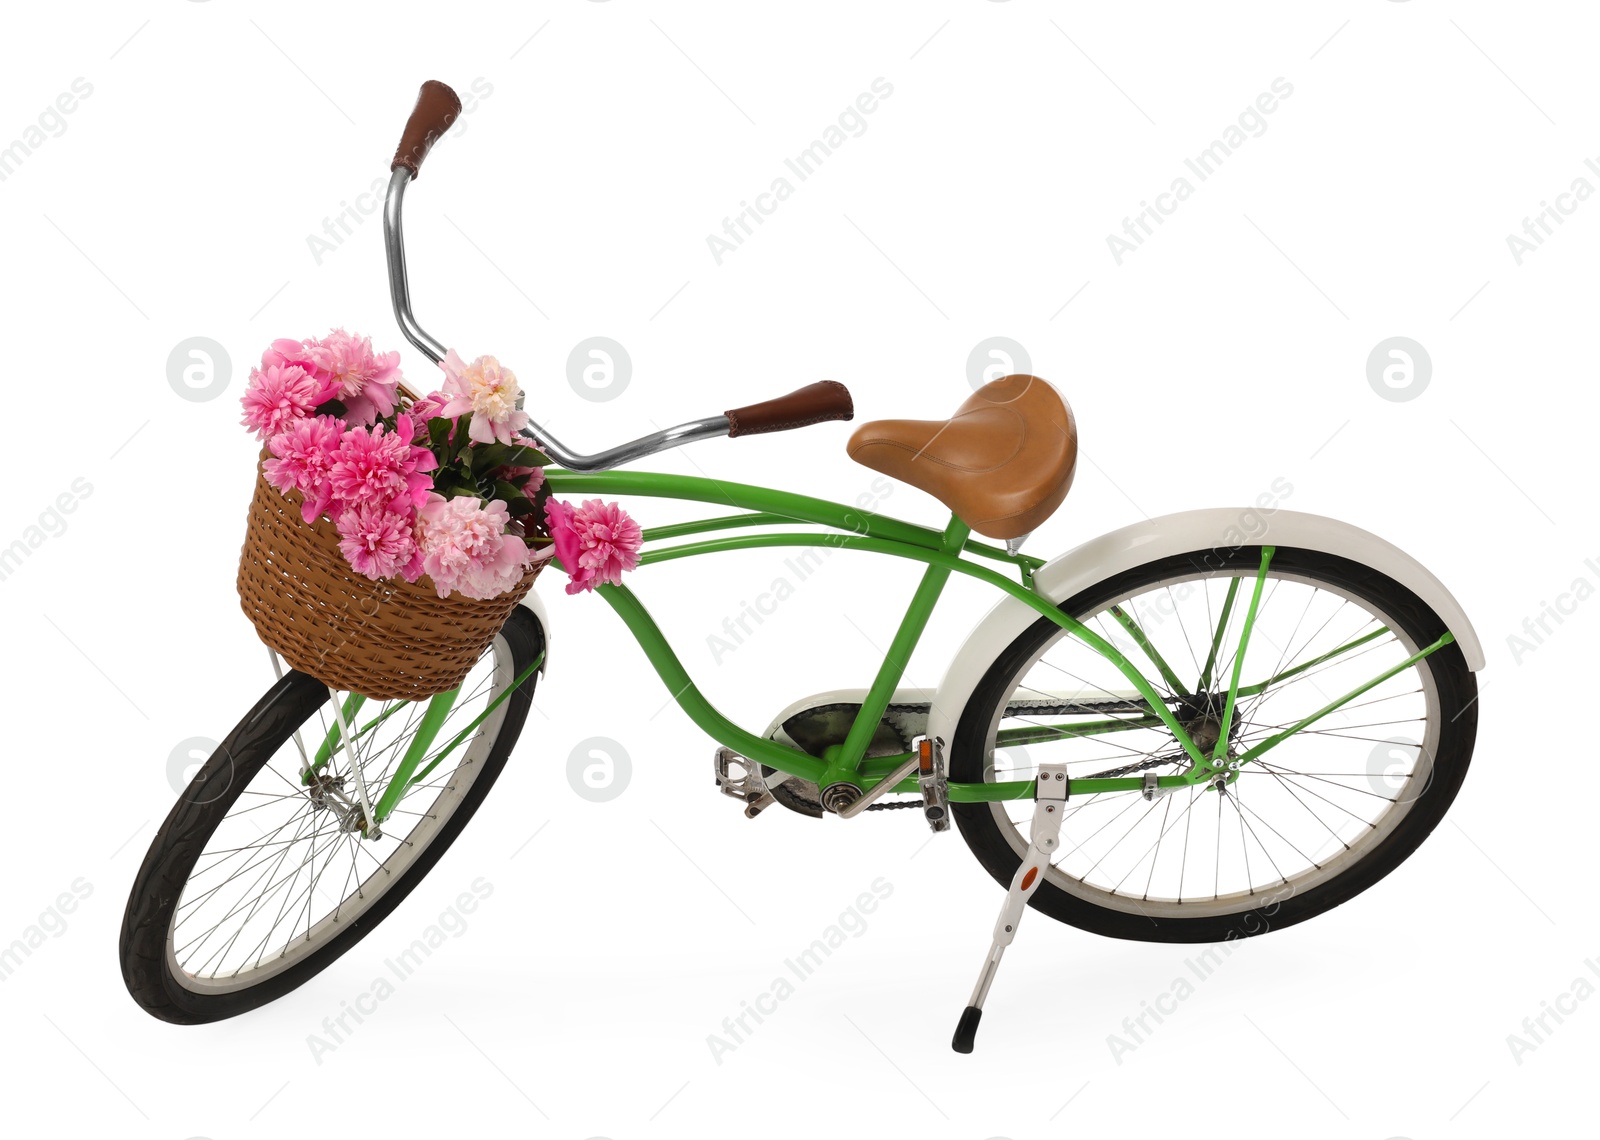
<box><xmin>496</xmin><ymin>463</ymin><xmax>545</xmax><ymax>494</ymax></box>
<box><xmin>307</xmin><ymin>329</ymin><xmax>403</xmax><ymax>425</ymax></box>
<box><xmin>544</xmin><ymin>498</ymin><xmax>582</xmax><ymax>585</ymax></box>
<box><xmin>416</xmin><ymin>494</ymin><xmax>532</xmax><ymax>600</ymax></box>
<box><xmin>405</xmin><ymin>389</ymin><xmax>452</xmax><ymax>423</ymax></box>
<box><xmin>263</xmin><ymin>415</ymin><xmax>346</xmax><ymax>524</ymax></box>
<box><xmin>265</xmin><ymin>331</ymin><xmax>402</xmax><ymax>426</ymax></box>
<box><xmin>262</xmin><ymin>339</ymin><xmax>331</xmax><ymax>404</ymax></box>
<box><xmin>241</xmin><ymin>362</ymin><xmax>336</xmax><ymax>440</ymax></box>
<box><xmin>263</xmin><ymin>337</ymin><xmax>315</xmax><ymax>370</ymax></box>
<box><xmin>328</xmin><ymin>415</ymin><xmax>437</xmax><ymax>513</ymax></box>
<box><xmin>544</xmin><ymin>497</ymin><xmax>641</xmax><ymax>595</ymax></box>
<box><xmin>438</xmin><ymin>350</ymin><xmax>530</xmax><ymax>445</ymax></box>
<box><xmin>336</xmin><ymin>500</ymin><xmax>423</xmax><ymax>581</ymax></box>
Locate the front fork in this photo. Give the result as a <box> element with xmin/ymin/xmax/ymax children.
<box><xmin>294</xmin><ymin>652</ymin><xmax>543</xmax><ymax>837</ymax></box>
<box><xmin>298</xmin><ymin>686</ymin><xmax>456</xmax><ymax>839</ymax></box>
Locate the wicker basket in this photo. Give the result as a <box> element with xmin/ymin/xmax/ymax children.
<box><xmin>237</xmin><ymin>460</ymin><xmax>543</xmax><ymax>701</ymax></box>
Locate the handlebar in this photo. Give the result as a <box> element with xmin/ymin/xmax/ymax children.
<box><xmin>381</xmin><ymin>81</ymin><xmax>852</xmax><ymax>472</ymax></box>
<box><xmin>391</xmin><ymin>80</ymin><xmax>462</xmax><ymax>180</ymax></box>
<box><xmin>382</xmin><ymin>166</ymin><xmax>446</xmax><ymax>364</ymax></box>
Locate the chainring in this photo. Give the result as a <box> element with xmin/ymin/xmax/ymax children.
<box><xmin>760</xmin><ymin>702</ymin><xmax>917</xmax><ymax>818</ymax></box>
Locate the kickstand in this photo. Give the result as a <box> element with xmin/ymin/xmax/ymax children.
<box><xmin>952</xmin><ymin>762</ymin><xmax>1068</xmax><ymax>1053</ymax></box>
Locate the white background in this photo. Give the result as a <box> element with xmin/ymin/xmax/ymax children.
<box><xmin>1</xmin><ymin>2</ymin><xmax>1595</xmax><ymax>1137</ymax></box>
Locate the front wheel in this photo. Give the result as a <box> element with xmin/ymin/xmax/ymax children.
<box><xmin>950</xmin><ymin>545</ymin><xmax>1476</xmax><ymax>943</ymax></box>
<box><xmin>120</xmin><ymin>608</ymin><xmax>543</xmax><ymax>1023</ymax></box>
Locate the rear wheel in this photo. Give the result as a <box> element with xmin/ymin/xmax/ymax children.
<box><xmin>950</xmin><ymin>546</ymin><xmax>1476</xmax><ymax>943</ymax></box>
<box><xmin>120</xmin><ymin>608</ymin><xmax>543</xmax><ymax>1023</ymax></box>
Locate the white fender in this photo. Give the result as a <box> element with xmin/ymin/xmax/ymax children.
<box><xmin>926</xmin><ymin>508</ymin><xmax>1484</xmax><ymax>750</ymax></box>
<box><xmin>517</xmin><ymin>587</ymin><xmax>552</xmax><ymax>672</ymax></box>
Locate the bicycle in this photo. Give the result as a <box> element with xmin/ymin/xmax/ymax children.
<box><xmin>120</xmin><ymin>82</ymin><xmax>1482</xmax><ymax>1052</ymax></box>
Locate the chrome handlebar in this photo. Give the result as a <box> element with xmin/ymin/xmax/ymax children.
<box><xmin>381</xmin><ymin>166</ymin><xmax>728</xmax><ymax>472</ymax></box>
<box><xmin>382</xmin><ymin>168</ymin><xmax>447</xmax><ymax>364</ymax></box>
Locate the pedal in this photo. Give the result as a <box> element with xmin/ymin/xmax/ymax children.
<box><xmin>952</xmin><ymin>762</ymin><xmax>1069</xmax><ymax>1053</ymax></box>
<box><xmin>916</xmin><ymin>736</ymin><xmax>950</xmax><ymax>832</ymax></box>
<box><xmin>713</xmin><ymin>747</ymin><xmax>775</xmax><ymax>818</ymax></box>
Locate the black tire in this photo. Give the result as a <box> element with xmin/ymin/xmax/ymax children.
<box><xmin>120</xmin><ymin>609</ymin><xmax>543</xmax><ymax>1024</ymax></box>
<box><xmin>950</xmin><ymin>545</ymin><xmax>1476</xmax><ymax>944</ymax></box>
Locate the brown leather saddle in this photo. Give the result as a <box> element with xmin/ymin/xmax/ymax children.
<box><xmin>845</xmin><ymin>375</ymin><xmax>1077</xmax><ymax>540</ymax></box>
<box><xmin>722</xmin><ymin>373</ymin><xmax>1077</xmax><ymax>541</ymax></box>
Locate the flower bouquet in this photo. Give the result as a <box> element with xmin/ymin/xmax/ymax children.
<box><xmin>235</xmin><ymin>330</ymin><xmax>640</xmax><ymax>700</ymax></box>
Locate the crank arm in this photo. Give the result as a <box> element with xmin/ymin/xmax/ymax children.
<box><xmin>836</xmin><ymin>753</ymin><xmax>921</xmax><ymax>819</ymax></box>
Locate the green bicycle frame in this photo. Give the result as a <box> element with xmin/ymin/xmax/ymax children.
<box><xmin>318</xmin><ymin>468</ymin><xmax>1456</xmax><ymax>816</ymax></box>
<box><xmin>537</xmin><ymin>470</ymin><xmax>1454</xmax><ymax>804</ymax></box>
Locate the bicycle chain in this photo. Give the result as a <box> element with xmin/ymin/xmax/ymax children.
<box><xmin>864</xmin><ymin>754</ymin><xmax>1180</xmax><ymax>803</ymax></box>
<box><xmin>870</xmin><ymin>755</ymin><xmax>1184</xmax><ymax>800</ymax></box>
<box><xmin>1083</xmin><ymin>754</ymin><xmax>1183</xmax><ymax>780</ymax></box>
<box><xmin>869</xmin><ymin>755</ymin><xmax>1184</xmax><ymax>803</ymax></box>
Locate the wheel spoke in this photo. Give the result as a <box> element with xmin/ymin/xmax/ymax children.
<box><xmin>166</xmin><ymin>635</ymin><xmax>523</xmax><ymax>988</ymax></box>
<box><xmin>981</xmin><ymin>557</ymin><xmax>1441</xmax><ymax>916</ymax></box>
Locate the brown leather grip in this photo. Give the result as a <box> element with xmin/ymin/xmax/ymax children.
<box><xmin>391</xmin><ymin>81</ymin><xmax>462</xmax><ymax>179</ymax></box>
<box><xmin>726</xmin><ymin>381</ymin><xmax>854</xmax><ymax>437</ymax></box>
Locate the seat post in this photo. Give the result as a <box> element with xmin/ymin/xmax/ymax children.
<box><xmin>815</xmin><ymin>515</ymin><xmax>970</xmax><ymax>810</ymax></box>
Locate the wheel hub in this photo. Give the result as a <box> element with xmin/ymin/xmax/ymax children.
<box><xmin>1176</xmin><ymin>696</ymin><xmax>1245</xmax><ymax>785</ymax></box>
<box><xmin>305</xmin><ymin>772</ymin><xmax>370</xmax><ymax>832</ymax></box>
<box><xmin>1185</xmin><ymin>714</ymin><xmax>1224</xmax><ymax>755</ymax></box>
<box><xmin>305</xmin><ymin>772</ymin><xmax>347</xmax><ymax>811</ymax></box>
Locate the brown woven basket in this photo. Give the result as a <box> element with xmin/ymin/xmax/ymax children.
<box><xmin>237</xmin><ymin>460</ymin><xmax>543</xmax><ymax>701</ymax></box>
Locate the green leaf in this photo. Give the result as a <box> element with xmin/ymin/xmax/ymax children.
<box><xmin>427</xmin><ymin>417</ymin><xmax>451</xmax><ymax>452</ymax></box>
<box><xmin>494</xmin><ymin>481</ymin><xmax>536</xmax><ymax>513</ymax></box>
<box><xmin>470</xmin><ymin>442</ymin><xmax>511</xmax><ymax>475</ymax></box>
<box><xmin>503</xmin><ymin>444</ymin><xmax>549</xmax><ymax>469</ymax></box>
<box><xmin>436</xmin><ymin>462</ymin><xmax>480</xmax><ymax>498</ymax></box>
<box><xmin>447</xmin><ymin>416</ymin><xmax>472</xmax><ymax>463</ymax></box>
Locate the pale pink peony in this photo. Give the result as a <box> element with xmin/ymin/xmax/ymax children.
<box><xmin>543</xmin><ymin>497</ymin><xmax>641</xmax><ymax>595</ymax></box>
<box><xmin>263</xmin><ymin>414</ymin><xmax>345</xmax><ymax>524</ymax></box>
<box><xmin>461</xmin><ymin>535</ymin><xmax>533</xmax><ymax>599</ymax></box>
<box><xmin>336</xmin><ymin>500</ymin><xmax>423</xmax><ymax>581</ymax></box>
<box><xmin>328</xmin><ymin>415</ymin><xmax>437</xmax><ymax>513</ymax></box>
<box><xmin>241</xmin><ymin>362</ymin><xmax>336</xmax><ymax>440</ymax></box>
<box><xmin>438</xmin><ymin>350</ymin><xmax>530</xmax><ymax>445</ymax></box>
<box><xmin>415</xmin><ymin>494</ymin><xmax>532</xmax><ymax>600</ymax></box>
